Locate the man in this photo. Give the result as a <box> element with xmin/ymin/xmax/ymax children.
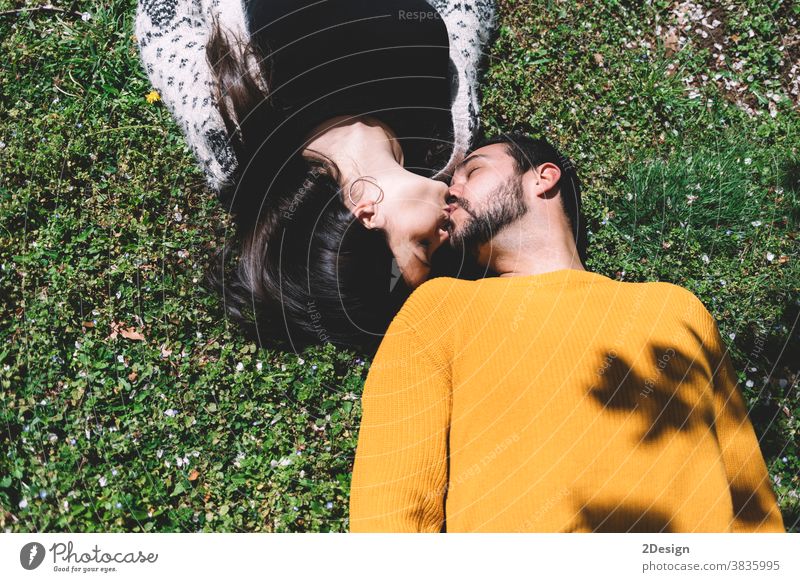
<box><xmin>349</xmin><ymin>133</ymin><xmax>785</xmax><ymax>533</ymax></box>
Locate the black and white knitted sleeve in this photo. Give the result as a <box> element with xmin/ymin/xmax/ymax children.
<box><xmin>134</xmin><ymin>0</ymin><xmax>497</xmax><ymax>192</ymax></box>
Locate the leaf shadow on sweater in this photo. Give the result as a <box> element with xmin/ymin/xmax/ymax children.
<box><xmin>576</xmin><ymin>501</ymin><xmax>675</xmax><ymax>532</ymax></box>
<box><xmin>588</xmin><ymin>342</ymin><xmax>721</xmax><ymax>444</ymax></box>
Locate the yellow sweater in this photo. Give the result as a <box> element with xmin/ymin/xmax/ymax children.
<box><xmin>350</xmin><ymin>269</ymin><xmax>784</xmax><ymax>532</ymax></box>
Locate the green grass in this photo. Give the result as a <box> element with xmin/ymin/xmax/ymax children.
<box><xmin>1</xmin><ymin>0</ymin><xmax>798</xmax><ymax>531</ymax></box>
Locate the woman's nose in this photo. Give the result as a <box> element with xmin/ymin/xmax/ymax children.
<box><xmin>434</xmin><ymin>179</ymin><xmax>449</xmax><ymax>202</ymax></box>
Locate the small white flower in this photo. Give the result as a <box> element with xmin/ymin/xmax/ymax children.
<box><xmin>778</xmin><ymin>379</ymin><xmax>788</xmax><ymax>388</ymax></box>
<box><xmin>279</xmin><ymin>457</ymin><xmax>292</xmax><ymax>466</ymax></box>
<box><xmin>298</xmin><ymin>357</ymin><xmax>305</xmax><ymax>365</ymax></box>
<box><xmin>81</xmin><ymin>12</ymin><xmax>91</xmax><ymax>21</ymax></box>
<box><xmin>98</xmin><ymin>476</ymin><xmax>107</xmax><ymax>487</ymax></box>
<box><xmin>751</xmin><ymin>220</ymin><xmax>762</xmax><ymax>227</ymax></box>
<box><xmin>164</xmin><ymin>409</ymin><xmax>179</xmax><ymax>417</ymax></box>
<box><xmin>729</xmin><ymin>332</ymin><xmax>736</xmax><ymax>340</ymax></box>
<box><xmin>701</xmin><ymin>254</ymin><xmax>709</xmax><ymax>264</ymax></box>
<box><xmin>326</xmin><ymin>501</ymin><xmax>333</xmax><ymax>509</ymax></box>
<box><xmin>766</xmin><ymin>252</ymin><xmax>775</xmax><ymax>262</ymax></box>
<box><xmin>256</xmin><ymin>361</ymin><xmax>263</xmax><ymax>371</ymax></box>
<box><xmin>112</xmin><ymin>468</ymin><xmax>118</xmax><ymax>476</ymax></box>
<box><xmin>63</xmin><ymin>500</ymin><xmax>69</xmax><ymax>510</ymax></box>
<box><xmin>744</xmin><ymin>158</ymin><xmax>752</xmax><ymax>165</ymax></box>
<box><xmin>157</xmin><ymin>449</ymin><xmax>164</xmax><ymax>458</ymax></box>
<box><xmin>117</xmin><ymin>355</ymin><xmax>124</xmax><ymax>363</ymax></box>
<box><xmin>235</xmin><ymin>362</ymin><xmax>244</xmax><ymax>372</ymax></box>
<box><xmin>18</xmin><ymin>498</ymin><xmax>28</xmax><ymax>509</ymax></box>
<box><xmin>745</xmin><ymin>380</ymin><xmax>754</xmax><ymax>388</ymax></box>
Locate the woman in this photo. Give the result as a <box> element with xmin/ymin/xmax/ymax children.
<box><xmin>135</xmin><ymin>0</ymin><xmax>497</xmax><ymax>350</ymax></box>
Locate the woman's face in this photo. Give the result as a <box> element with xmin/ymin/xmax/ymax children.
<box><xmin>351</xmin><ymin>169</ymin><xmax>452</xmax><ymax>288</ymax></box>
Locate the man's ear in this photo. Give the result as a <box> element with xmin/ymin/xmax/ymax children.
<box><xmin>526</xmin><ymin>162</ymin><xmax>561</xmax><ymax>197</ymax></box>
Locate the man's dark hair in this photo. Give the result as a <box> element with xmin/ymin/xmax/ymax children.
<box><xmin>468</xmin><ymin>132</ymin><xmax>588</xmax><ymax>266</ymax></box>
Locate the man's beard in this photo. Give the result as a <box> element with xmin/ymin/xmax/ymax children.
<box><xmin>449</xmin><ymin>175</ymin><xmax>527</xmax><ymax>255</ymax></box>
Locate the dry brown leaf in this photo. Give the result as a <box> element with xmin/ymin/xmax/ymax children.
<box><xmin>119</xmin><ymin>327</ymin><xmax>145</xmax><ymax>341</ymax></box>
<box><xmin>188</xmin><ymin>469</ymin><xmax>200</xmax><ymax>481</ymax></box>
<box><xmin>127</xmin><ymin>371</ymin><xmax>138</xmax><ymax>381</ymax></box>
<box><xmin>664</xmin><ymin>29</ymin><xmax>680</xmax><ymax>56</ymax></box>
<box><xmin>593</xmin><ymin>52</ymin><xmax>604</xmax><ymax>67</ymax></box>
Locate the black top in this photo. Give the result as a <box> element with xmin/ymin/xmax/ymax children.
<box><xmin>244</xmin><ymin>0</ymin><xmax>453</xmax><ymax>174</ymax></box>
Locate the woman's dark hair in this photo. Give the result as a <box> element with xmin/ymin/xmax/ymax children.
<box><xmin>203</xmin><ymin>17</ymin><xmax>395</xmax><ymax>352</ymax></box>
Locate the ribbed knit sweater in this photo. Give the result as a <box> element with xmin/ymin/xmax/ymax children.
<box><xmin>349</xmin><ymin>269</ymin><xmax>785</xmax><ymax>532</ymax></box>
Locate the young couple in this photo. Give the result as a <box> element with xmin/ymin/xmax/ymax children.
<box><xmin>136</xmin><ymin>0</ymin><xmax>784</xmax><ymax>532</ymax></box>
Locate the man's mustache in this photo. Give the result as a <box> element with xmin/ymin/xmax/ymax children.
<box><xmin>445</xmin><ymin>193</ymin><xmax>474</xmax><ymax>215</ymax></box>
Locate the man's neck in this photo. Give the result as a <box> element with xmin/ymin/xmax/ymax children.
<box><xmin>477</xmin><ymin>215</ymin><xmax>585</xmax><ymax>277</ymax></box>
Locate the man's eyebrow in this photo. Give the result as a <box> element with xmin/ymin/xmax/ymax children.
<box><xmin>454</xmin><ymin>153</ymin><xmax>488</xmax><ymax>173</ymax></box>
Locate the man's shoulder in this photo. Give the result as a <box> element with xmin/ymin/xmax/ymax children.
<box><xmin>618</xmin><ymin>279</ymin><xmax>711</xmax><ymax>319</ymax></box>
<box><xmin>392</xmin><ymin>276</ymin><xmax>476</xmax><ymax>328</ymax></box>
<box><xmin>415</xmin><ymin>275</ymin><xmax>476</xmax><ymax>294</ymax></box>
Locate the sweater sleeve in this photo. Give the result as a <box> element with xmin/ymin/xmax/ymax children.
<box><xmin>134</xmin><ymin>0</ymin><xmax>262</xmax><ymax>192</ymax></box>
<box><xmin>693</xmin><ymin>300</ymin><xmax>785</xmax><ymax>532</ymax></box>
<box><xmin>349</xmin><ymin>314</ymin><xmax>451</xmax><ymax>533</ymax></box>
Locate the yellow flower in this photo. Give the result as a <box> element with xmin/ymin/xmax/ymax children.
<box><xmin>145</xmin><ymin>90</ymin><xmax>161</xmax><ymax>104</ymax></box>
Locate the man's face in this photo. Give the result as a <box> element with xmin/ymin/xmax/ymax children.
<box><xmin>446</xmin><ymin>143</ymin><xmax>527</xmax><ymax>253</ymax></box>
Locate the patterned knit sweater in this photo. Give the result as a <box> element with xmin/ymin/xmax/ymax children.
<box><xmin>134</xmin><ymin>0</ymin><xmax>498</xmax><ymax>193</ymax></box>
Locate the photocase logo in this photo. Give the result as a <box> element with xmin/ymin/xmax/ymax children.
<box><xmin>20</xmin><ymin>542</ymin><xmax>46</xmax><ymax>570</ymax></box>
